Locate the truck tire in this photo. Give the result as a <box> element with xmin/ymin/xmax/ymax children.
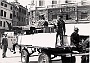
<box><xmin>21</xmin><ymin>50</ymin><xmax>29</xmax><ymax>63</ymax></box>
<box><xmin>38</xmin><ymin>53</ymin><xmax>51</xmax><ymax>63</ymax></box>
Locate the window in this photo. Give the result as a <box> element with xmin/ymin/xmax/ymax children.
<box><xmin>52</xmin><ymin>15</ymin><xmax>57</xmax><ymax>19</ymax></box>
<box><xmin>19</xmin><ymin>8</ymin><xmax>21</xmax><ymax>12</ymax></box>
<box><xmin>39</xmin><ymin>15</ymin><xmax>45</xmax><ymax>20</ymax></box>
<box><xmin>1</xmin><ymin>2</ymin><xmax>3</xmax><ymax>6</ymax></box>
<box><xmin>17</xmin><ymin>12</ymin><xmax>18</xmax><ymax>17</ymax></box>
<box><xmin>4</xmin><ymin>4</ymin><xmax>7</xmax><ymax>7</ymax></box>
<box><xmin>3</xmin><ymin>22</ymin><xmax>5</xmax><ymax>27</ymax></box>
<box><xmin>22</xmin><ymin>9</ymin><xmax>24</xmax><ymax>13</ymax></box>
<box><xmin>24</xmin><ymin>10</ymin><xmax>26</xmax><ymax>14</ymax></box>
<box><xmin>13</xmin><ymin>11</ymin><xmax>16</xmax><ymax>17</ymax></box>
<box><xmin>0</xmin><ymin>21</ymin><xmax>2</xmax><ymax>26</ymax></box>
<box><xmin>24</xmin><ymin>18</ymin><xmax>25</xmax><ymax>21</ymax></box>
<box><xmin>11</xmin><ymin>6</ymin><xmax>12</xmax><ymax>10</ymax></box>
<box><xmin>28</xmin><ymin>12</ymin><xmax>30</xmax><ymax>15</ymax></box>
<box><xmin>10</xmin><ymin>13</ymin><xmax>12</xmax><ymax>19</ymax></box>
<box><xmin>18</xmin><ymin>16</ymin><xmax>20</xmax><ymax>21</ymax></box>
<box><xmin>52</xmin><ymin>0</ymin><xmax>57</xmax><ymax>4</ymax></box>
<box><xmin>66</xmin><ymin>14</ymin><xmax>69</xmax><ymax>20</ymax></box>
<box><xmin>66</xmin><ymin>14</ymin><xmax>71</xmax><ymax>20</ymax></box>
<box><xmin>31</xmin><ymin>0</ymin><xmax>34</xmax><ymax>5</ymax></box>
<box><xmin>1</xmin><ymin>10</ymin><xmax>3</xmax><ymax>16</ymax></box>
<box><xmin>81</xmin><ymin>12</ymin><xmax>88</xmax><ymax>19</ymax></box>
<box><xmin>22</xmin><ymin>9</ymin><xmax>26</xmax><ymax>14</ymax></box>
<box><xmin>22</xmin><ymin>17</ymin><xmax>23</xmax><ymax>21</ymax></box>
<box><xmin>4</xmin><ymin>11</ymin><xmax>6</xmax><ymax>17</ymax></box>
<box><xmin>39</xmin><ymin>0</ymin><xmax>44</xmax><ymax>6</ymax></box>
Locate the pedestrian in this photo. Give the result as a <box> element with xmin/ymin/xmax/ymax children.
<box><xmin>56</xmin><ymin>15</ymin><xmax>66</xmax><ymax>47</ymax></box>
<box><xmin>43</xmin><ymin>21</ymin><xmax>48</xmax><ymax>27</ymax></box>
<box><xmin>2</xmin><ymin>34</ymin><xmax>8</xmax><ymax>58</ymax></box>
<box><xmin>12</xmin><ymin>42</ymin><xmax>17</xmax><ymax>54</ymax></box>
<box><xmin>43</xmin><ymin>21</ymin><xmax>49</xmax><ymax>33</ymax></box>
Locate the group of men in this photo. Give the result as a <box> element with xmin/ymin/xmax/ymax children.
<box><xmin>1</xmin><ymin>15</ymin><xmax>89</xmax><ymax>63</ymax></box>
<box><xmin>1</xmin><ymin>15</ymin><xmax>80</xmax><ymax>58</ymax></box>
<box><xmin>56</xmin><ymin>15</ymin><xmax>80</xmax><ymax>47</ymax></box>
<box><xmin>56</xmin><ymin>15</ymin><xmax>89</xmax><ymax>63</ymax></box>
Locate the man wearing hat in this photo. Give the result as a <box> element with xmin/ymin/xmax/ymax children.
<box><xmin>69</xmin><ymin>27</ymin><xmax>80</xmax><ymax>63</ymax></box>
<box><xmin>56</xmin><ymin>15</ymin><xmax>66</xmax><ymax>46</ymax></box>
<box><xmin>2</xmin><ymin>34</ymin><xmax>8</xmax><ymax>58</ymax></box>
<box><xmin>71</xmin><ymin>28</ymin><xmax>80</xmax><ymax>46</ymax></box>
<box><xmin>70</xmin><ymin>27</ymin><xmax>81</xmax><ymax>51</ymax></box>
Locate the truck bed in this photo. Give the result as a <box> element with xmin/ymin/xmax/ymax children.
<box><xmin>18</xmin><ymin>23</ymin><xmax>90</xmax><ymax>49</ymax></box>
<box><xmin>18</xmin><ymin>33</ymin><xmax>70</xmax><ymax>48</ymax></box>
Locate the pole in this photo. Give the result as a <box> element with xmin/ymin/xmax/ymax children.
<box><xmin>35</xmin><ymin>0</ymin><xmax>37</xmax><ymax>23</ymax></box>
<box><xmin>76</xmin><ymin>3</ymin><xmax>78</xmax><ymax>23</ymax></box>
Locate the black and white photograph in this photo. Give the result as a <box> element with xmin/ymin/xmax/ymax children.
<box><xmin>0</xmin><ymin>0</ymin><xmax>90</xmax><ymax>63</ymax></box>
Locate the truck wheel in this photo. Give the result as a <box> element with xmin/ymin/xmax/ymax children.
<box><xmin>21</xmin><ymin>50</ymin><xmax>29</xmax><ymax>63</ymax></box>
<box><xmin>38</xmin><ymin>53</ymin><xmax>51</xmax><ymax>63</ymax></box>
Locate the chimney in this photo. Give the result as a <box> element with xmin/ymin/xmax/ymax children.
<box><xmin>65</xmin><ymin>0</ymin><xmax>68</xmax><ymax>3</ymax></box>
<box><xmin>65</xmin><ymin>0</ymin><xmax>71</xmax><ymax>3</ymax></box>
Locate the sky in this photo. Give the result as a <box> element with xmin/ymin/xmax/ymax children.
<box><xmin>7</xmin><ymin>0</ymin><xmax>31</xmax><ymax>7</ymax></box>
<box><xmin>7</xmin><ymin>0</ymin><xmax>90</xmax><ymax>9</ymax></box>
<box><xmin>7</xmin><ymin>0</ymin><xmax>90</xmax><ymax>6</ymax></box>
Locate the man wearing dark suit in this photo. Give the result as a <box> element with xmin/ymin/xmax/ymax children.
<box><xmin>56</xmin><ymin>15</ymin><xmax>66</xmax><ymax>46</ymax></box>
<box><xmin>2</xmin><ymin>34</ymin><xmax>8</xmax><ymax>58</ymax></box>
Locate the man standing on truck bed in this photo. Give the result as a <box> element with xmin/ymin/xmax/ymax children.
<box><xmin>56</xmin><ymin>15</ymin><xmax>66</xmax><ymax>46</ymax></box>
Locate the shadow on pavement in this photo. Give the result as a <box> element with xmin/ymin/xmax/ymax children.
<box><xmin>28</xmin><ymin>60</ymin><xmax>61</xmax><ymax>63</ymax></box>
<box><xmin>6</xmin><ymin>56</ymin><xmax>21</xmax><ymax>58</ymax></box>
<box><xmin>29</xmin><ymin>61</ymin><xmax>37</xmax><ymax>63</ymax></box>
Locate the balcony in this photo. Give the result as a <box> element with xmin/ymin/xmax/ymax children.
<box><xmin>47</xmin><ymin>3</ymin><xmax>77</xmax><ymax>9</ymax></box>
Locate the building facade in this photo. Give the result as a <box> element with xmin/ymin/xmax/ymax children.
<box><xmin>11</xmin><ymin>1</ymin><xmax>28</xmax><ymax>26</ymax></box>
<box><xmin>0</xmin><ymin>0</ymin><xmax>13</xmax><ymax>45</ymax></box>
<box><xmin>29</xmin><ymin>0</ymin><xmax>90</xmax><ymax>27</ymax></box>
<box><xmin>0</xmin><ymin>0</ymin><xmax>13</xmax><ymax>30</ymax></box>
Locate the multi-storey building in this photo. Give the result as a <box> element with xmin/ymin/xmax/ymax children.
<box><xmin>0</xmin><ymin>0</ymin><xmax>13</xmax><ymax>44</ymax></box>
<box><xmin>29</xmin><ymin>0</ymin><xmax>90</xmax><ymax>27</ymax></box>
<box><xmin>0</xmin><ymin>0</ymin><xmax>13</xmax><ymax>30</ymax></box>
<box><xmin>11</xmin><ymin>0</ymin><xmax>28</xmax><ymax>26</ymax></box>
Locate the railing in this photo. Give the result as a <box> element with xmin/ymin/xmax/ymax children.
<box><xmin>47</xmin><ymin>3</ymin><xmax>77</xmax><ymax>9</ymax></box>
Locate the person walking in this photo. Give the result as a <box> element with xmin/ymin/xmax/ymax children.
<box><xmin>2</xmin><ymin>34</ymin><xmax>8</xmax><ymax>58</ymax></box>
<box><xmin>56</xmin><ymin>15</ymin><xmax>66</xmax><ymax>47</ymax></box>
<box><xmin>12</xmin><ymin>42</ymin><xmax>17</xmax><ymax>54</ymax></box>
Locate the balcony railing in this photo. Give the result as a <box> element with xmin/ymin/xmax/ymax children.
<box><xmin>47</xmin><ymin>3</ymin><xmax>77</xmax><ymax>9</ymax></box>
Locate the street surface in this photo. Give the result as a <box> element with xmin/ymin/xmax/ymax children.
<box><xmin>0</xmin><ymin>48</ymin><xmax>62</xmax><ymax>63</ymax></box>
<box><xmin>0</xmin><ymin>48</ymin><xmax>21</xmax><ymax>63</ymax></box>
<box><xmin>0</xmin><ymin>47</ymin><xmax>82</xmax><ymax>63</ymax></box>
